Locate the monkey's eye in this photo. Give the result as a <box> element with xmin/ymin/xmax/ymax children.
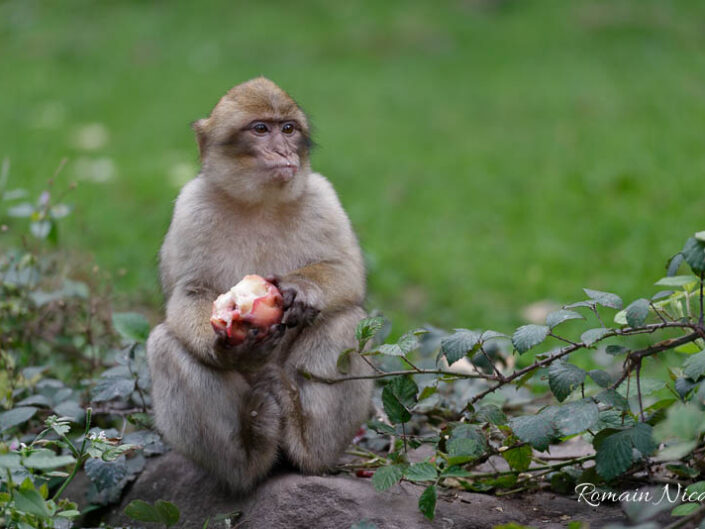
<box><xmin>281</xmin><ymin>122</ymin><xmax>295</xmax><ymax>135</ymax></box>
<box><xmin>251</xmin><ymin>122</ymin><xmax>269</xmax><ymax>134</ymax></box>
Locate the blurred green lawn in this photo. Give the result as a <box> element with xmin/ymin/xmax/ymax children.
<box><xmin>2</xmin><ymin>0</ymin><xmax>705</xmax><ymax>334</ymax></box>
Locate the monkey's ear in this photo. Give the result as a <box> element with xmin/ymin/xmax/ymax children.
<box><xmin>191</xmin><ymin>119</ymin><xmax>209</xmax><ymax>160</ymax></box>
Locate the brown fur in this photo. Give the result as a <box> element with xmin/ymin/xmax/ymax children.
<box><xmin>147</xmin><ymin>78</ymin><xmax>372</xmax><ymax>493</ymax></box>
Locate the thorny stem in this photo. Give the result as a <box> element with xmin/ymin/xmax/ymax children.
<box><xmin>635</xmin><ymin>360</ymin><xmax>645</xmax><ymax>421</ymax></box>
<box><xmin>700</xmin><ymin>272</ymin><xmax>704</xmax><ymax>327</ymax></box>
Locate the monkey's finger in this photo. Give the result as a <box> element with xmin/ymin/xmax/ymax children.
<box><xmin>281</xmin><ymin>288</ymin><xmax>297</xmax><ymax>310</ymax></box>
<box><xmin>264</xmin><ymin>275</ymin><xmax>280</xmax><ymax>287</ymax></box>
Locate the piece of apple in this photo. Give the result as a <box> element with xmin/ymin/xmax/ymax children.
<box><xmin>210</xmin><ymin>274</ymin><xmax>284</xmax><ymax>344</ymax></box>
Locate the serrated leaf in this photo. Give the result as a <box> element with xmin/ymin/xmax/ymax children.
<box><xmin>595</xmin><ymin>430</ymin><xmax>633</xmax><ymax>480</ymax></box>
<box><xmin>91</xmin><ymin>377</ymin><xmax>135</xmax><ymax>402</ymax></box>
<box><xmin>626</xmin><ymin>298</ymin><xmax>650</xmax><ymax>327</ymax></box>
<box><xmin>447</xmin><ymin>423</ymin><xmax>487</xmax><ymax>459</ymax></box>
<box><xmin>581</xmin><ymin>327</ymin><xmax>611</xmax><ymax>346</ymax></box>
<box><xmin>396</xmin><ymin>332</ymin><xmax>419</xmax><ymax>354</ymax></box>
<box><xmin>441</xmin><ymin>465</ymin><xmax>472</xmax><ymax>477</ymax></box>
<box><xmin>583</xmin><ymin>289</ymin><xmax>623</xmax><ymax>309</ymax></box>
<box><xmin>371</xmin><ymin>465</ymin><xmax>404</xmax><ymax>491</ymax></box>
<box><xmin>548</xmin><ymin>362</ymin><xmax>586</xmax><ymax>402</ymax></box>
<box><xmin>403</xmin><ymin>462</ymin><xmax>437</xmax><ymax>482</ymax></box>
<box><xmin>672</xmin><ymin>503</ymin><xmax>700</xmax><ymax>517</ymax></box>
<box><xmin>655</xmin><ymin>275</ymin><xmax>698</xmax><ymax>288</ymax></box>
<box><xmin>512</xmin><ymin>325</ymin><xmax>549</xmax><ymax>354</ymax></box>
<box><xmin>682</xmin><ymin>237</ymin><xmax>705</xmax><ymax>275</ymax></box>
<box><xmin>553</xmin><ymin>400</ymin><xmax>599</xmax><ymax>436</ymax></box>
<box><xmin>382</xmin><ymin>388</ymin><xmax>410</xmax><ymax>424</ymax></box>
<box><xmin>418</xmin><ymin>485</ymin><xmax>437</xmax><ymax>521</ymax></box>
<box><xmin>13</xmin><ymin>487</ymin><xmax>50</xmax><ymax>519</ymax></box>
<box><xmin>355</xmin><ymin>317</ymin><xmax>385</xmax><ymax>347</ymax></box>
<box><xmin>475</xmin><ymin>404</ymin><xmax>507</xmax><ymax>426</ymax></box>
<box><xmin>441</xmin><ymin>329</ymin><xmax>481</xmax><ymax>365</ymax></box>
<box><xmin>509</xmin><ymin>414</ymin><xmax>556</xmax><ymax>451</ymax></box>
<box><xmin>387</xmin><ymin>376</ymin><xmax>418</xmax><ymax>408</ymax></box>
<box><xmin>588</xmin><ymin>369</ymin><xmax>611</xmax><ymax>388</ymax></box>
<box><xmin>377</xmin><ymin>344</ymin><xmax>404</xmax><ymax>356</ymax></box>
<box><xmin>155</xmin><ymin>500</ymin><xmax>180</xmax><ymax>527</ymax></box>
<box><xmin>112</xmin><ymin>312</ymin><xmax>150</xmax><ymax>343</ymax></box>
<box><xmin>629</xmin><ymin>423</ymin><xmax>657</xmax><ymax>456</ymax></box>
<box><xmin>684</xmin><ymin>350</ymin><xmax>705</xmax><ymax>381</ymax></box>
<box><xmin>546</xmin><ymin>309</ymin><xmax>584</xmax><ymax>329</ymax></box>
<box><xmin>0</xmin><ymin>406</ymin><xmax>37</xmax><ymax>431</ymax></box>
<box><xmin>502</xmin><ymin>444</ymin><xmax>532</xmax><ymax>472</ymax></box>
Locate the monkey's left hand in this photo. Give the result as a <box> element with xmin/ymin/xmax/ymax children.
<box><xmin>266</xmin><ymin>276</ymin><xmax>321</xmax><ymax>328</ymax></box>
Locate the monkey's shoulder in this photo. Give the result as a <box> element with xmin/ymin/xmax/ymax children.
<box><xmin>303</xmin><ymin>173</ymin><xmax>350</xmax><ymax>225</ymax></box>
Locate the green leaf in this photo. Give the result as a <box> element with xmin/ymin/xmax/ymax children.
<box><xmin>686</xmin><ymin>481</ymin><xmax>705</xmax><ymax>495</ymax></box>
<box><xmin>382</xmin><ymin>389</ymin><xmax>410</xmax><ymax>424</ymax></box>
<box><xmin>418</xmin><ymin>385</ymin><xmax>437</xmax><ymax>401</ymax></box>
<box><xmin>13</xmin><ymin>486</ymin><xmax>50</xmax><ymax>519</ymax></box>
<box><xmin>403</xmin><ymin>462</ymin><xmax>437</xmax><ymax>482</ymax></box>
<box><xmin>553</xmin><ymin>400</ymin><xmax>599</xmax><ymax>436</ymax></box>
<box><xmin>7</xmin><ymin>202</ymin><xmax>34</xmax><ymax>217</ymax></box>
<box><xmin>367</xmin><ymin>419</ymin><xmax>395</xmax><ymax>435</ymax></box>
<box><xmin>396</xmin><ymin>331</ymin><xmax>419</xmax><ymax>354</ymax></box>
<box><xmin>655</xmin><ymin>275</ymin><xmax>698</xmax><ymax>287</ymax></box>
<box><xmin>672</xmin><ymin>503</ymin><xmax>699</xmax><ymax>517</ymax></box>
<box><xmin>512</xmin><ymin>325</ymin><xmax>549</xmax><ymax>354</ymax></box>
<box><xmin>155</xmin><ymin>500</ymin><xmax>180</xmax><ymax>527</ymax></box>
<box><xmin>502</xmin><ymin>444</ymin><xmax>532</xmax><ymax>472</ymax></box>
<box><xmin>23</xmin><ymin>450</ymin><xmax>76</xmax><ymax>470</ymax></box>
<box><xmin>475</xmin><ymin>404</ymin><xmax>507</xmax><ymax>426</ymax></box>
<box><xmin>0</xmin><ymin>406</ymin><xmax>37</xmax><ymax>431</ymax></box>
<box><xmin>654</xmin><ymin>402</ymin><xmax>705</xmax><ymax>442</ymax></box>
<box><xmin>684</xmin><ymin>350</ymin><xmax>705</xmax><ymax>381</ymax></box>
<box><xmin>371</xmin><ymin>465</ymin><xmax>404</xmax><ymax>492</ymax></box>
<box><xmin>606</xmin><ymin>344</ymin><xmax>629</xmax><ymax>356</ymax></box>
<box><xmin>548</xmin><ymin>362</ymin><xmax>586</xmax><ymax>402</ymax></box>
<box><xmin>91</xmin><ymin>377</ymin><xmax>136</xmax><ymax>402</ymax></box>
<box><xmin>124</xmin><ymin>500</ymin><xmax>162</xmax><ymax>523</ymax></box>
<box><xmin>595</xmin><ymin>389</ymin><xmax>629</xmax><ymax>410</ymax></box>
<box><xmin>0</xmin><ymin>454</ymin><xmax>22</xmax><ymax>470</ymax></box>
<box><xmin>629</xmin><ymin>423</ymin><xmax>657</xmax><ymax>456</ymax></box>
<box><xmin>112</xmin><ymin>312</ymin><xmax>150</xmax><ymax>343</ymax></box>
<box><xmin>440</xmin><ymin>465</ymin><xmax>472</xmax><ymax>477</ymax></box>
<box><xmin>583</xmin><ymin>289</ymin><xmax>623</xmax><ymax>309</ymax></box>
<box><xmin>546</xmin><ymin>309</ymin><xmax>583</xmax><ymax>329</ymax></box>
<box><xmin>625</xmin><ymin>298</ymin><xmax>650</xmax><ymax>327</ymax></box>
<box><xmin>682</xmin><ymin>237</ymin><xmax>705</xmax><ymax>275</ymax></box>
<box><xmin>387</xmin><ymin>376</ymin><xmax>418</xmax><ymax>408</ymax></box>
<box><xmin>588</xmin><ymin>369</ymin><xmax>611</xmax><ymax>388</ymax></box>
<box><xmin>381</xmin><ymin>376</ymin><xmax>417</xmax><ymax>424</ymax></box>
<box><xmin>595</xmin><ymin>430</ymin><xmax>633</xmax><ymax>480</ymax></box>
<box><xmin>85</xmin><ymin>458</ymin><xmax>128</xmax><ymax>492</ymax></box>
<box><xmin>580</xmin><ymin>327</ymin><xmax>611</xmax><ymax>346</ymax></box>
<box><xmin>336</xmin><ymin>349</ymin><xmax>351</xmax><ymax>374</ymax></box>
<box><xmin>509</xmin><ymin>413</ymin><xmax>557</xmax><ymax>451</ymax></box>
<box><xmin>441</xmin><ymin>329</ymin><xmax>481</xmax><ymax>365</ymax></box>
<box><xmin>418</xmin><ymin>485</ymin><xmax>437</xmax><ymax>521</ymax></box>
<box><xmin>355</xmin><ymin>317</ymin><xmax>385</xmax><ymax>348</ymax></box>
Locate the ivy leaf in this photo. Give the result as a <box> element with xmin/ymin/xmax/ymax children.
<box><xmin>553</xmin><ymin>400</ymin><xmax>599</xmax><ymax>436</ymax></box>
<box><xmin>0</xmin><ymin>406</ymin><xmax>38</xmax><ymax>432</ymax></box>
<box><xmin>682</xmin><ymin>236</ymin><xmax>705</xmax><ymax>275</ymax></box>
<box><xmin>546</xmin><ymin>309</ymin><xmax>583</xmax><ymax>329</ymax></box>
<box><xmin>371</xmin><ymin>465</ymin><xmax>404</xmax><ymax>492</ymax></box>
<box><xmin>418</xmin><ymin>485</ymin><xmax>437</xmax><ymax>521</ymax></box>
<box><xmin>684</xmin><ymin>350</ymin><xmax>705</xmax><ymax>381</ymax></box>
<box><xmin>625</xmin><ymin>298</ymin><xmax>650</xmax><ymax>327</ymax></box>
<box><xmin>509</xmin><ymin>413</ymin><xmax>557</xmax><ymax>451</ymax></box>
<box><xmin>548</xmin><ymin>362</ymin><xmax>586</xmax><ymax>402</ymax></box>
<box><xmin>583</xmin><ymin>289</ymin><xmax>623</xmax><ymax>310</ymax></box>
<box><xmin>403</xmin><ymin>462</ymin><xmax>437</xmax><ymax>482</ymax></box>
<box><xmin>581</xmin><ymin>327</ymin><xmax>611</xmax><ymax>346</ymax></box>
<box><xmin>588</xmin><ymin>369</ymin><xmax>611</xmax><ymax>388</ymax></box>
<box><xmin>502</xmin><ymin>444</ymin><xmax>532</xmax><ymax>472</ymax></box>
<box><xmin>91</xmin><ymin>377</ymin><xmax>136</xmax><ymax>403</ymax></box>
<box><xmin>594</xmin><ymin>430</ymin><xmax>633</xmax><ymax>480</ymax></box>
<box><xmin>512</xmin><ymin>325</ymin><xmax>549</xmax><ymax>354</ymax></box>
<box><xmin>112</xmin><ymin>312</ymin><xmax>150</xmax><ymax>343</ymax></box>
<box><xmin>441</xmin><ymin>329</ymin><xmax>481</xmax><ymax>365</ymax></box>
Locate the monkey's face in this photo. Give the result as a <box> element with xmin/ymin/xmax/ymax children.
<box><xmin>194</xmin><ymin>78</ymin><xmax>313</xmax><ymax>203</ymax></box>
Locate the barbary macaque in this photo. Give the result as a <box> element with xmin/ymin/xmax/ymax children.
<box><xmin>147</xmin><ymin>77</ymin><xmax>373</xmax><ymax>492</ymax></box>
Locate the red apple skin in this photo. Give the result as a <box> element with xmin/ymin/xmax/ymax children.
<box><xmin>210</xmin><ymin>275</ymin><xmax>284</xmax><ymax>345</ymax></box>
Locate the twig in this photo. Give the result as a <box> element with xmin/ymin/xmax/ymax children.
<box><xmin>303</xmin><ymin>368</ymin><xmax>492</xmax><ymax>384</ymax></box>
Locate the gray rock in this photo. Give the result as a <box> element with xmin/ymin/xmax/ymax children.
<box><xmin>94</xmin><ymin>451</ymin><xmax>631</xmax><ymax>529</ymax></box>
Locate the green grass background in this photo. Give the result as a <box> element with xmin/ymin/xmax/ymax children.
<box><xmin>2</xmin><ymin>0</ymin><xmax>705</xmax><ymax>334</ymax></box>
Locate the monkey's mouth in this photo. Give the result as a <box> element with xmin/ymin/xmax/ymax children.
<box><xmin>268</xmin><ymin>164</ymin><xmax>297</xmax><ymax>182</ymax></box>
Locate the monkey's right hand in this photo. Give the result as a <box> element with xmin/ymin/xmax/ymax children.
<box><xmin>212</xmin><ymin>324</ymin><xmax>286</xmax><ymax>371</ymax></box>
